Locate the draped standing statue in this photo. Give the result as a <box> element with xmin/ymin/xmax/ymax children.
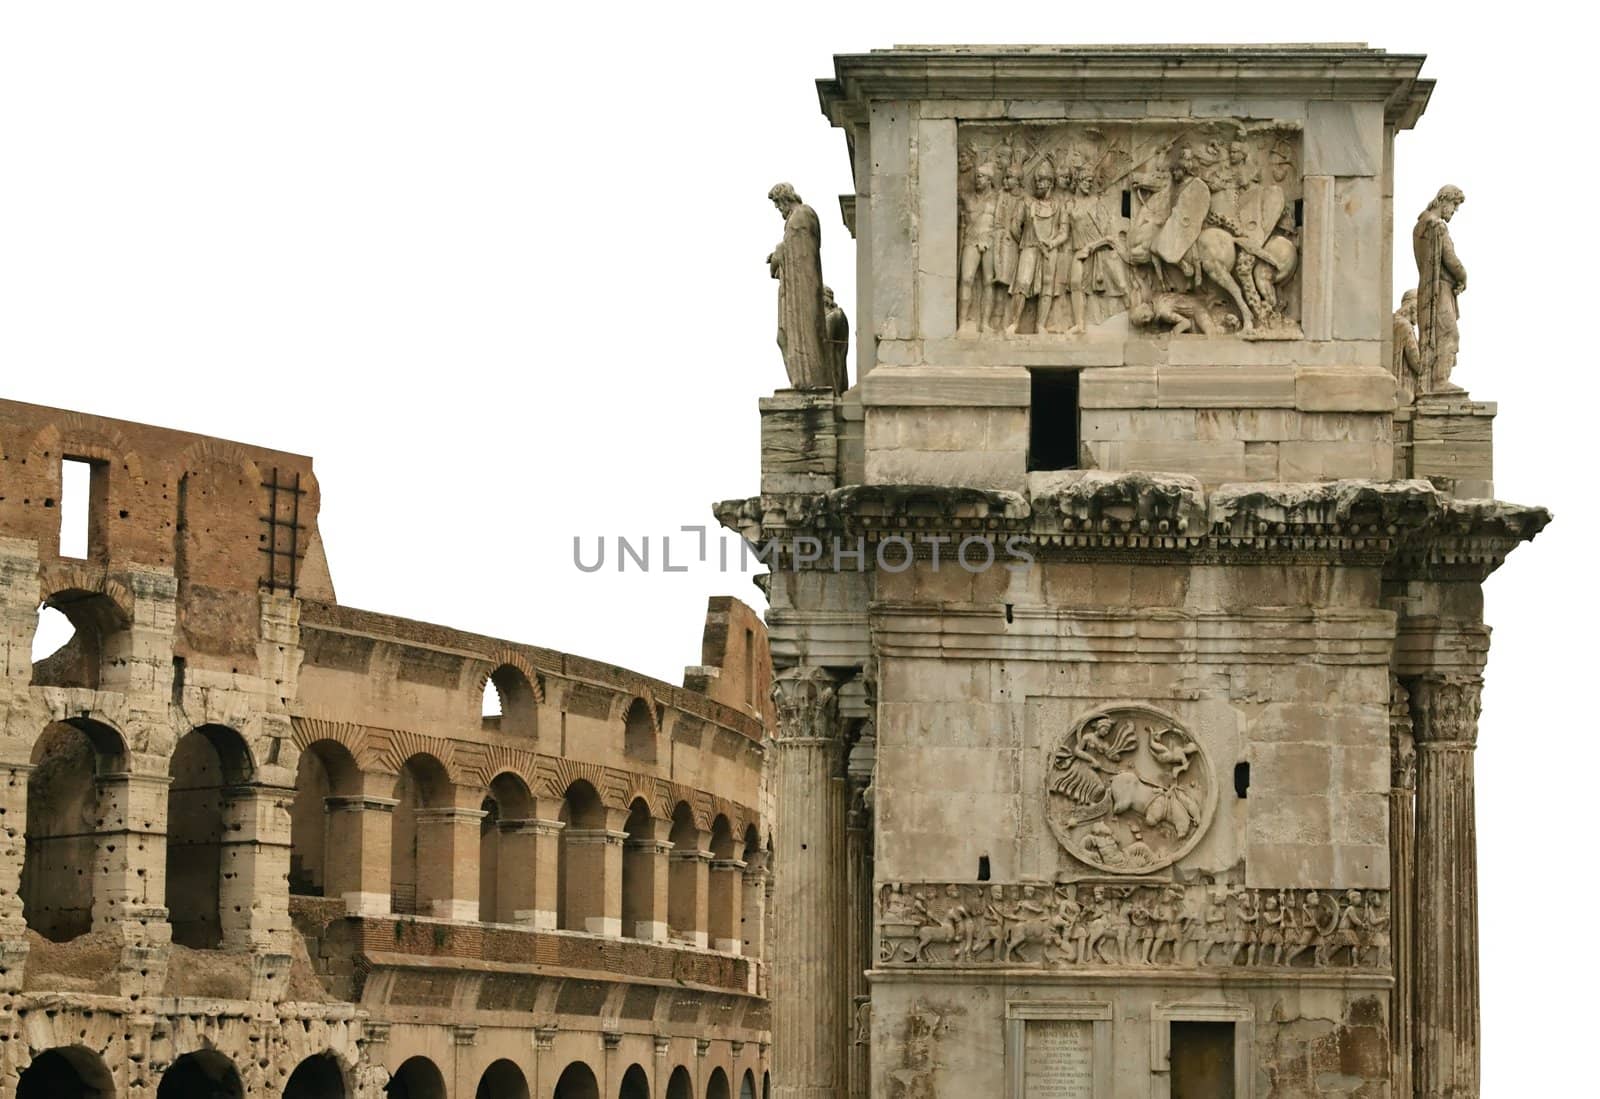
<box><xmin>768</xmin><ymin>183</ymin><xmax>835</xmax><ymax>390</ymax></box>
<box><xmin>1413</xmin><ymin>185</ymin><xmax>1467</xmax><ymax>394</ymax></box>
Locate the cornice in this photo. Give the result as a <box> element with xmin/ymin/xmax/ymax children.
<box><xmin>714</xmin><ymin>477</ymin><xmax>1548</xmax><ymax>576</ymax></box>
<box><xmin>817</xmin><ymin>45</ymin><xmax>1433</xmax><ymax>129</ymax></box>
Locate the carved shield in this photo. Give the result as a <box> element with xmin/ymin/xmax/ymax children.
<box><xmin>1236</xmin><ymin>183</ymin><xmax>1285</xmax><ymax>249</ymax></box>
<box><xmin>1153</xmin><ymin>177</ymin><xmax>1210</xmax><ymax>264</ymax></box>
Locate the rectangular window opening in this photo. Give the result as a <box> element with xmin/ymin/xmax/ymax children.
<box><xmin>744</xmin><ymin>628</ymin><xmax>756</xmax><ymax>708</ymax></box>
<box><xmin>1171</xmin><ymin>1021</ymin><xmax>1236</xmax><ymax>1099</ymax></box>
<box><xmin>58</xmin><ymin>458</ymin><xmax>97</xmax><ymax>560</ymax></box>
<box><xmin>1027</xmin><ymin>369</ymin><xmax>1080</xmax><ymax>472</ymax></box>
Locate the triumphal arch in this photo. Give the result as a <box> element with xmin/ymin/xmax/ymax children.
<box><xmin>719</xmin><ymin>44</ymin><xmax>1547</xmax><ymax>1099</ymax></box>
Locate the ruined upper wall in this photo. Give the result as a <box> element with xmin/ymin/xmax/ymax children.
<box><xmin>0</xmin><ymin>398</ymin><xmax>333</xmax><ymax>663</ymax></box>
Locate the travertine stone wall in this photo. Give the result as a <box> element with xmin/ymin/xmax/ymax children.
<box><xmin>0</xmin><ymin>398</ymin><xmax>773</xmax><ymax>1098</ymax></box>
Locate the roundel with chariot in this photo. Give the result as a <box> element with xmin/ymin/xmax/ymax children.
<box><xmin>1046</xmin><ymin>706</ymin><xmax>1216</xmax><ymax>874</ymax></box>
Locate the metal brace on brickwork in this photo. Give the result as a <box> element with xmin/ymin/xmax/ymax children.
<box><xmin>259</xmin><ymin>466</ymin><xmax>305</xmax><ymax>595</ymax></box>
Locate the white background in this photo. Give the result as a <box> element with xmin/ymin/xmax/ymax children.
<box><xmin>1</xmin><ymin>3</ymin><xmax>1590</xmax><ymax>1089</ymax></box>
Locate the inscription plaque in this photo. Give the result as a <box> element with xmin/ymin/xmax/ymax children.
<box><xmin>1023</xmin><ymin>1019</ymin><xmax>1094</xmax><ymax>1098</ymax></box>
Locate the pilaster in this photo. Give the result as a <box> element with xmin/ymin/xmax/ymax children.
<box><xmin>709</xmin><ymin>856</ymin><xmax>747</xmax><ymax>954</ymax></box>
<box><xmin>324</xmin><ymin>787</ymin><xmax>398</xmax><ymax>916</ymax></box>
<box><xmin>414</xmin><ymin>804</ymin><xmax>488</xmax><ymax>922</ymax></box>
<box><xmin>625</xmin><ymin>836</ymin><xmax>674</xmax><ymax>942</ymax></box>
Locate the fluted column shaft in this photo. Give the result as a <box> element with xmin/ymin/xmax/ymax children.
<box><xmin>845</xmin><ymin>793</ymin><xmax>871</xmax><ymax>1099</ymax></box>
<box><xmin>772</xmin><ymin>666</ymin><xmax>845</xmax><ymax>1099</ymax></box>
<box><xmin>1411</xmin><ymin>675</ymin><xmax>1481</xmax><ymax>1099</ymax></box>
<box><xmin>1389</xmin><ymin>680</ymin><xmax>1417</xmax><ymax>1099</ymax></box>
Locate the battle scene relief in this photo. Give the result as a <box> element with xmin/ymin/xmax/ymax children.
<box><xmin>957</xmin><ymin>120</ymin><xmax>1303</xmax><ymax>339</ymax></box>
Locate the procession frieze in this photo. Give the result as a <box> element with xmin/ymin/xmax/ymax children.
<box><xmin>877</xmin><ymin>881</ymin><xmax>1389</xmax><ymax>971</ymax></box>
<box><xmin>1046</xmin><ymin>706</ymin><xmax>1215</xmax><ymax>874</ymax></box>
<box><xmin>956</xmin><ymin>120</ymin><xmax>1302</xmax><ymax>340</ymax></box>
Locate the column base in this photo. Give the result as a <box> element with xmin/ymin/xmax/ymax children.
<box><xmin>584</xmin><ymin>916</ymin><xmax>622</xmax><ymax>937</ymax></box>
<box><xmin>633</xmin><ymin>921</ymin><xmax>668</xmax><ymax>942</ymax></box>
<box><xmin>343</xmin><ymin>891</ymin><xmax>392</xmax><ymax>916</ymax></box>
<box><xmin>431</xmin><ymin>899</ymin><xmax>479</xmax><ymax>922</ymax></box>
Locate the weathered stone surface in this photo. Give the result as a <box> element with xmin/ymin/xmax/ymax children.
<box><xmin>0</xmin><ymin>399</ymin><xmax>774</xmax><ymax>1098</ymax></box>
<box><xmin>745</xmin><ymin>41</ymin><xmax>1545</xmax><ymax>1099</ymax></box>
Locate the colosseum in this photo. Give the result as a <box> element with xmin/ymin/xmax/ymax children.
<box><xmin>0</xmin><ymin>398</ymin><xmax>774</xmax><ymax>1099</ymax></box>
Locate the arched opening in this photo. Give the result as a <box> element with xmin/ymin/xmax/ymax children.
<box><xmin>482</xmin><ymin>664</ymin><xmax>539</xmax><ymax>737</ymax></box>
<box><xmin>741</xmin><ymin>824</ymin><xmax>763</xmax><ymax>955</ymax></box>
<box><xmin>387</xmin><ymin>1057</ymin><xmax>447</xmax><ymax>1099</ymax></box>
<box><xmin>285</xmin><ymin>1052</ymin><xmax>347</xmax><ymax>1099</ymax></box>
<box><xmin>707</xmin><ymin>814</ymin><xmax>738</xmax><ymax>953</ymax></box>
<box><xmin>290</xmin><ymin>740</ymin><xmax>361</xmax><ymax>898</ymax></box>
<box><xmin>21</xmin><ymin>719</ymin><xmax>127</xmax><ymax>942</ymax></box>
<box><xmin>158</xmin><ymin>1050</ymin><xmax>243</xmax><ymax>1099</ymax></box>
<box><xmin>619</xmin><ymin>1064</ymin><xmax>650</xmax><ymax>1099</ymax></box>
<box><xmin>705</xmin><ymin>1067</ymin><xmax>730</xmax><ymax>1099</ymax></box>
<box><xmin>739</xmin><ymin>1070</ymin><xmax>756</xmax><ymax>1099</ymax></box>
<box><xmin>17</xmin><ymin>1046</ymin><xmax>117</xmax><ymax>1099</ymax></box>
<box><xmin>622</xmin><ymin>798</ymin><xmax>660</xmax><ymax>940</ymax></box>
<box><xmin>557</xmin><ymin>780</ymin><xmax>605</xmax><ymax>932</ymax></box>
<box><xmin>29</xmin><ymin>590</ymin><xmax>131</xmax><ymax>690</ymax></box>
<box><xmin>475</xmin><ymin>1058</ymin><xmax>530</xmax><ymax>1099</ymax></box>
<box><xmin>553</xmin><ymin>1062</ymin><xmax>600</xmax><ymax>1099</ymax></box>
<box><xmin>166</xmin><ymin>724</ymin><xmax>252</xmax><ymax>949</ymax></box>
<box><xmin>479</xmin><ymin>772</ymin><xmax>532</xmax><ymax>924</ymax></box>
<box><xmin>762</xmin><ymin>1072</ymin><xmax>770</xmax><ymax>1099</ymax></box>
<box><xmin>665</xmin><ymin>1067</ymin><xmax>693</xmax><ymax>1099</ymax></box>
<box><xmin>390</xmin><ymin>754</ymin><xmax>451</xmax><ymax>915</ymax></box>
<box><xmin>622</xmin><ymin>697</ymin><xmax>655</xmax><ymax>762</ymax></box>
<box><xmin>667</xmin><ymin>802</ymin><xmax>703</xmax><ymax>946</ymax></box>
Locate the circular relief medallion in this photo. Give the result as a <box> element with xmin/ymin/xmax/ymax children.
<box><xmin>1046</xmin><ymin>706</ymin><xmax>1215</xmax><ymax>874</ymax></box>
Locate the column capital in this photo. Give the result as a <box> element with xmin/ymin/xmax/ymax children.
<box><xmin>1410</xmin><ymin>674</ymin><xmax>1483</xmax><ymax>749</ymax></box>
<box><xmin>325</xmin><ymin>794</ymin><xmax>400</xmax><ymax>814</ymax></box>
<box><xmin>772</xmin><ymin>665</ymin><xmax>842</xmax><ymax>742</ymax></box>
<box><xmin>412</xmin><ymin>806</ymin><xmax>489</xmax><ymax>825</ymax></box>
<box><xmin>563</xmin><ymin>827</ymin><xmax>628</xmax><ymax>847</ymax></box>
<box><xmin>499</xmin><ymin>816</ymin><xmax>564</xmax><ymax>836</ymax></box>
<box><xmin>1389</xmin><ymin>677</ymin><xmax>1417</xmax><ymax>792</ymax></box>
<box><xmin>711</xmin><ymin>857</ymin><xmax>748</xmax><ymax>873</ymax></box>
<box><xmin>670</xmin><ymin>847</ymin><xmax>714</xmax><ymax>864</ymax></box>
<box><xmin>625</xmin><ymin>837</ymin><xmax>675</xmax><ymax>854</ymax></box>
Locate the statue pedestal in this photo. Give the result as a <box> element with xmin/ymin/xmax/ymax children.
<box><xmin>1411</xmin><ymin>393</ymin><xmax>1496</xmax><ymax>498</ymax></box>
<box><xmin>760</xmin><ymin>388</ymin><xmax>839</xmax><ymax>494</ymax></box>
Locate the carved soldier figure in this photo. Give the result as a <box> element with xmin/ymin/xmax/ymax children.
<box><xmin>1392</xmin><ymin>288</ymin><xmax>1423</xmax><ymax>403</ymax></box>
<box><xmin>1054</xmin><ymin>167</ymin><xmax>1130</xmax><ymax>334</ymax></box>
<box><xmin>823</xmin><ymin>286</ymin><xmax>850</xmax><ymax>392</ymax></box>
<box><xmin>1258</xmin><ymin>892</ymin><xmax>1284</xmax><ymax>966</ymax></box>
<box><xmin>1233</xmin><ymin>889</ymin><xmax>1261</xmax><ymax>966</ymax></box>
<box><xmin>991</xmin><ymin>168</ymin><xmax>1026</xmax><ymax>326</ymax></box>
<box><xmin>1145</xmin><ymin>886</ymin><xmax>1186</xmax><ymax>965</ymax></box>
<box><xmin>958</xmin><ymin>165</ymin><xmax>1001</xmax><ymax>334</ymax></box>
<box><xmin>1364</xmin><ymin>892</ymin><xmax>1391</xmax><ymax>968</ymax></box>
<box><xmin>1413</xmin><ymin>184</ymin><xmax>1467</xmax><ymax>393</ymax></box>
<box><xmin>1004</xmin><ymin>160</ymin><xmax>1063</xmax><ymax>335</ymax></box>
<box><xmin>766</xmin><ymin>182</ymin><xmax>833</xmax><ymax>390</ymax></box>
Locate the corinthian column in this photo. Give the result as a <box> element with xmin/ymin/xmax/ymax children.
<box><xmin>771</xmin><ymin>665</ymin><xmax>845</xmax><ymax>1099</ymax></box>
<box><xmin>1389</xmin><ymin>679</ymin><xmax>1417</xmax><ymax>1099</ymax></box>
<box><xmin>1410</xmin><ymin>674</ymin><xmax>1481</xmax><ymax>1099</ymax></box>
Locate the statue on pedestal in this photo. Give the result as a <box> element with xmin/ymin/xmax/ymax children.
<box><xmin>1392</xmin><ymin>289</ymin><xmax>1422</xmax><ymax>404</ymax></box>
<box><xmin>1413</xmin><ymin>185</ymin><xmax>1467</xmax><ymax>394</ymax></box>
<box><xmin>823</xmin><ymin>286</ymin><xmax>850</xmax><ymax>392</ymax></box>
<box><xmin>767</xmin><ymin>182</ymin><xmax>835</xmax><ymax>390</ymax></box>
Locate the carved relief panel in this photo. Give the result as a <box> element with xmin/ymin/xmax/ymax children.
<box><xmin>956</xmin><ymin>120</ymin><xmax>1302</xmax><ymax>339</ymax></box>
<box><xmin>878</xmin><ymin>881</ymin><xmax>1389</xmax><ymax>972</ymax></box>
<box><xmin>1046</xmin><ymin>706</ymin><xmax>1215</xmax><ymax>874</ymax></box>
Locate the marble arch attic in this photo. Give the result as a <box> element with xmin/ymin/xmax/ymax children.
<box><xmin>716</xmin><ymin>44</ymin><xmax>1548</xmax><ymax>1099</ymax></box>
